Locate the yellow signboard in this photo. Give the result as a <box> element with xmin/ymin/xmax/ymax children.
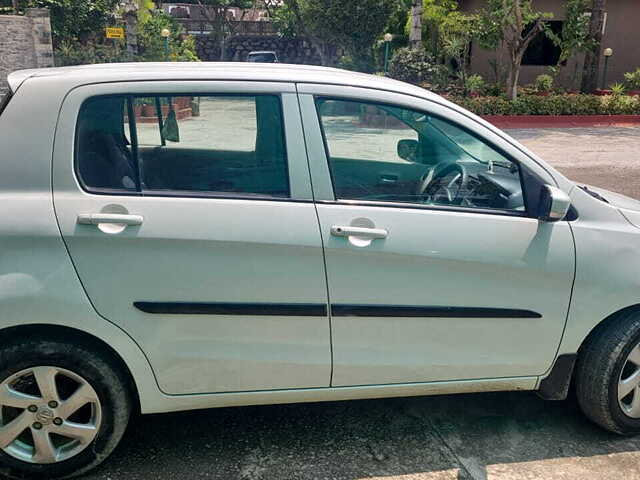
<box><xmin>106</xmin><ymin>27</ymin><xmax>125</xmax><ymax>39</ymax></box>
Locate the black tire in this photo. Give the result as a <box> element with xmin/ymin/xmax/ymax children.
<box><xmin>575</xmin><ymin>310</ymin><xmax>640</xmax><ymax>434</ymax></box>
<box><xmin>0</xmin><ymin>337</ymin><xmax>132</xmax><ymax>479</ymax></box>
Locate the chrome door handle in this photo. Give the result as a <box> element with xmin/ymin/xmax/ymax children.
<box><xmin>331</xmin><ymin>225</ymin><xmax>388</xmax><ymax>239</ymax></box>
<box><xmin>77</xmin><ymin>213</ymin><xmax>143</xmax><ymax>226</ymax></box>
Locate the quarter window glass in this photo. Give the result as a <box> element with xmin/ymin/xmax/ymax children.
<box><xmin>316</xmin><ymin>98</ymin><xmax>525</xmax><ymax>212</ymax></box>
<box><xmin>76</xmin><ymin>94</ymin><xmax>289</xmax><ymax>198</ymax></box>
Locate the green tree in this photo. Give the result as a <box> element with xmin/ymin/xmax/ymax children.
<box><xmin>273</xmin><ymin>0</ymin><xmax>395</xmax><ymax>71</ymax></box>
<box><xmin>478</xmin><ymin>0</ymin><xmax>553</xmax><ymax>100</ymax></box>
<box><xmin>137</xmin><ymin>9</ymin><xmax>199</xmax><ymax>62</ymax></box>
<box><xmin>13</xmin><ymin>0</ymin><xmax>122</xmax><ymax>45</ymax></box>
<box><xmin>581</xmin><ymin>0</ymin><xmax>607</xmax><ymax>93</ymax></box>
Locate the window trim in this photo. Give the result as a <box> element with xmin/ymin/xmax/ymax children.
<box><xmin>313</xmin><ymin>95</ymin><xmax>536</xmax><ymax>219</ymax></box>
<box><xmin>74</xmin><ymin>92</ymin><xmax>292</xmax><ymax>201</ymax></box>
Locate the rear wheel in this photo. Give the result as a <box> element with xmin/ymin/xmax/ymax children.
<box><xmin>0</xmin><ymin>338</ymin><xmax>131</xmax><ymax>478</ymax></box>
<box><xmin>576</xmin><ymin>310</ymin><xmax>640</xmax><ymax>434</ymax></box>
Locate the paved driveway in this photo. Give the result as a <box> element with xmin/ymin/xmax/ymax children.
<box><xmin>84</xmin><ymin>127</ymin><xmax>640</xmax><ymax>480</ymax></box>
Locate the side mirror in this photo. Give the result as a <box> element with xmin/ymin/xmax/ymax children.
<box><xmin>397</xmin><ymin>139</ymin><xmax>419</xmax><ymax>161</ymax></box>
<box><xmin>538</xmin><ymin>185</ymin><xmax>571</xmax><ymax>222</ymax></box>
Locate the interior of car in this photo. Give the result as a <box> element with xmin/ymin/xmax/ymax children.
<box><xmin>316</xmin><ymin>99</ymin><xmax>526</xmax><ymax>212</ymax></box>
<box><xmin>76</xmin><ymin>94</ymin><xmax>290</xmax><ymax>198</ymax></box>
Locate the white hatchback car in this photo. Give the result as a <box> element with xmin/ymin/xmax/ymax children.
<box><xmin>1</xmin><ymin>63</ymin><xmax>640</xmax><ymax>478</ymax></box>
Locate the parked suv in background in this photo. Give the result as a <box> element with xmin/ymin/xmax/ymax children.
<box><xmin>2</xmin><ymin>63</ymin><xmax>640</xmax><ymax>478</ymax></box>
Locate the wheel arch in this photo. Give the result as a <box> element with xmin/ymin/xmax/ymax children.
<box><xmin>0</xmin><ymin>323</ymin><xmax>141</xmax><ymax>413</ymax></box>
<box><xmin>539</xmin><ymin>304</ymin><xmax>640</xmax><ymax>400</ymax></box>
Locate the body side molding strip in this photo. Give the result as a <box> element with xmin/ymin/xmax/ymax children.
<box><xmin>134</xmin><ymin>302</ymin><xmax>541</xmax><ymax>319</ymax></box>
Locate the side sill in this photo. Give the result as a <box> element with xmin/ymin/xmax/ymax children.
<box><xmin>536</xmin><ymin>353</ymin><xmax>577</xmax><ymax>401</ymax></box>
<box><xmin>139</xmin><ymin>376</ymin><xmax>538</xmax><ymax>415</ymax></box>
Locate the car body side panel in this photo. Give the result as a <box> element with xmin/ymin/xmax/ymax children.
<box><xmin>0</xmin><ymin>78</ymin><xmax>161</xmax><ymax>411</ymax></box>
<box><xmin>52</xmin><ymin>82</ymin><xmax>331</xmax><ymax>395</ymax></box>
<box><xmin>555</xmin><ymin>186</ymin><xmax>640</xmax><ymax>358</ymax></box>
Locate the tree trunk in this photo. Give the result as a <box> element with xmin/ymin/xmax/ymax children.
<box><xmin>581</xmin><ymin>0</ymin><xmax>606</xmax><ymax>93</ymax></box>
<box><xmin>409</xmin><ymin>0</ymin><xmax>422</xmax><ymax>50</ymax></box>
<box><xmin>506</xmin><ymin>54</ymin><xmax>521</xmax><ymax>101</ymax></box>
<box><xmin>12</xmin><ymin>0</ymin><xmax>19</xmax><ymax>14</ymax></box>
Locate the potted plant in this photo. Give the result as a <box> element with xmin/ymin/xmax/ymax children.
<box><xmin>624</xmin><ymin>68</ymin><xmax>640</xmax><ymax>96</ymax></box>
<box><xmin>534</xmin><ymin>74</ymin><xmax>554</xmax><ymax>96</ymax></box>
<box><xmin>464</xmin><ymin>74</ymin><xmax>485</xmax><ymax>97</ymax></box>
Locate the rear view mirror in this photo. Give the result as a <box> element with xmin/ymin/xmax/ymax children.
<box><xmin>397</xmin><ymin>139</ymin><xmax>419</xmax><ymax>161</ymax></box>
<box><xmin>538</xmin><ymin>185</ymin><xmax>571</xmax><ymax>222</ymax></box>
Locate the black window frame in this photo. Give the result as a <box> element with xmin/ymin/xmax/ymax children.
<box><xmin>522</xmin><ymin>20</ymin><xmax>563</xmax><ymax>67</ymax></box>
<box><xmin>313</xmin><ymin>96</ymin><xmax>543</xmax><ymax>219</ymax></box>
<box><xmin>74</xmin><ymin>93</ymin><xmax>292</xmax><ymax>201</ymax></box>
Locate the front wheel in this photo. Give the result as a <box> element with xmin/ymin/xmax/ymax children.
<box><xmin>0</xmin><ymin>338</ymin><xmax>132</xmax><ymax>479</ymax></box>
<box><xmin>575</xmin><ymin>310</ymin><xmax>640</xmax><ymax>434</ymax></box>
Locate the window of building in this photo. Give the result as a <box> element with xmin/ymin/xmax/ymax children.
<box><xmin>522</xmin><ymin>21</ymin><xmax>563</xmax><ymax>66</ymax></box>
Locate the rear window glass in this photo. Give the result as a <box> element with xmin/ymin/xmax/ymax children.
<box><xmin>75</xmin><ymin>94</ymin><xmax>289</xmax><ymax>198</ymax></box>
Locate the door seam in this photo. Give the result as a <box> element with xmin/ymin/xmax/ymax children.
<box><xmin>295</xmin><ymin>84</ymin><xmax>335</xmax><ymax>387</ymax></box>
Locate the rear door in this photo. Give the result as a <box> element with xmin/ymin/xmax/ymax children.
<box><xmin>298</xmin><ymin>84</ymin><xmax>575</xmax><ymax>387</ymax></box>
<box><xmin>53</xmin><ymin>81</ymin><xmax>331</xmax><ymax>395</ymax></box>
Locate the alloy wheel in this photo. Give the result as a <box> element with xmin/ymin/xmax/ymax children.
<box><xmin>618</xmin><ymin>344</ymin><xmax>640</xmax><ymax>418</ymax></box>
<box><xmin>0</xmin><ymin>366</ymin><xmax>102</xmax><ymax>464</ymax></box>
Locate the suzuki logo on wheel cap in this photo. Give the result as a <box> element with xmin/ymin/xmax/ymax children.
<box><xmin>35</xmin><ymin>408</ymin><xmax>54</xmax><ymax>425</ymax></box>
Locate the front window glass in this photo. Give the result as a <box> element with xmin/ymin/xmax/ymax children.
<box><xmin>316</xmin><ymin>98</ymin><xmax>525</xmax><ymax>212</ymax></box>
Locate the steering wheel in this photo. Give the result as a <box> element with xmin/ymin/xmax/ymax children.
<box><xmin>416</xmin><ymin>162</ymin><xmax>468</xmax><ymax>204</ymax></box>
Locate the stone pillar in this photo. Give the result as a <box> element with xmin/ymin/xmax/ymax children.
<box><xmin>122</xmin><ymin>0</ymin><xmax>139</xmax><ymax>55</ymax></box>
<box><xmin>25</xmin><ymin>8</ymin><xmax>54</xmax><ymax>68</ymax></box>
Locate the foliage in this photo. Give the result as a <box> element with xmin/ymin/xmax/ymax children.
<box><xmin>609</xmin><ymin>83</ymin><xmax>626</xmax><ymax>96</ymax></box>
<box><xmin>624</xmin><ymin>68</ymin><xmax>640</xmax><ymax>90</ymax></box>
<box><xmin>452</xmin><ymin>93</ymin><xmax>640</xmax><ymax>116</ymax></box>
<box><xmin>274</xmin><ymin>0</ymin><xmax>394</xmax><ymax>71</ymax></box>
<box><xmin>535</xmin><ymin>74</ymin><xmax>554</xmax><ymax>92</ymax></box>
<box><xmin>477</xmin><ymin>0</ymin><xmax>553</xmax><ymax>100</ymax></box>
<box><xmin>465</xmin><ymin>74</ymin><xmax>485</xmax><ymax>94</ymax></box>
<box><xmin>547</xmin><ymin>0</ymin><xmax>592</xmax><ymax>64</ymax></box>
<box><xmin>388</xmin><ymin>47</ymin><xmax>438</xmax><ymax>84</ymax></box>
<box><xmin>54</xmin><ymin>39</ymin><xmax>132</xmax><ymax>66</ymax></box>
<box><xmin>137</xmin><ymin>10</ymin><xmax>199</xmax><ymax>62</ymax></box>
<box><xmin>301</xmin><ymin>0</ymin><xmax>395</xmax><ymax>72</ymax></box>
<box><xmin>6</xmin><ymin>0</ymin><xmax>121</xmax><ymax>45</ymax></box>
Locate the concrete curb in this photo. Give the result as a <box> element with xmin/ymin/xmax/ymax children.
<box><xmin>482</xmin><ymin>115</ymin><xmax>640</xmax><ymax>129</ymax></box>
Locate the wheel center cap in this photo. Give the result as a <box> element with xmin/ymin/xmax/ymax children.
<box><xmin>35</xmin><ymin>408</ymin><xmax>55</xmax><ymax>425</ymax></box>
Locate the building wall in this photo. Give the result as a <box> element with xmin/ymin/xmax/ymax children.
<box><xmin>460</xmin><ymin>0</ymin><xmax>639</xmax><ymax>90</ymax></box>
<box><xmin>0</xmin><ymin>8</ymin><xmax>54</xmax><ymax>95</ymax></box>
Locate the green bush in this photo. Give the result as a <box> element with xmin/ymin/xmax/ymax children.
<box><xmin>624</xmin><ymin>68</ymin><xmax>640</xmax><ymax>90</ymax></box>
<box><xmin>55</xmin><ymin>40</ymin><xmax>133</xmax><ymax>67</ymax></box>
<box><xmin>534</xmin><ymin>74</ymin><xmax>554</xmax><ymax>92</ymax></box>
<box><xmin>388</xmin><ymin>48</ymin><xmax>437</xmax><ymax>84</ymax></box>
<box><xmin>610</xmin><ymin>82</ymin><xmax>626</xmax><ymax>96</ymax></box>
<box><xmin>465</xmin><ymin>74</ymin><xmax>485</xmax><ymax>94</ymax></box>
<box><xmin>450</xmin><ymin>94</ymin><xmax>640</xmax><ymax>116</ymax></box>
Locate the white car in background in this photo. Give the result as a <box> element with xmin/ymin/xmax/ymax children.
<box><xmin>1</xmin><ymin>63</ymin><xmax>640</xmax><ymax>478</ymax></box>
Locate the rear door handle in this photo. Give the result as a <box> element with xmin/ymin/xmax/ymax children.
<box><xmin>77</xmin><ymin>213</ymin><xmax>144</xmax><ymax>226</ymax></box>
<box><xmin>331</xmin><ymin>226</ymin><xmax>388</xmax><ymax>239</ymax></box>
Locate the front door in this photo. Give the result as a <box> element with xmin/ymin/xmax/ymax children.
<box><xmin>53</xmin><ymin>82</ymin><xmax>331</xmax><ymax>395</ymax></box>
<box><xmin>300</xmin><ymin>92</ymin><xmax>575</xmax><ymax>387</ymax></box>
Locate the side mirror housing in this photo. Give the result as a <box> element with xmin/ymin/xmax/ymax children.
<box><xmin>538</xmin><ymin>185</ymin><xmax>571</xmax><ymax>222</ymax></box>
<box><xmin>397</xmin><ymin>139</ymin><xmax>419</xmax><ymax>161</ymax></box>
